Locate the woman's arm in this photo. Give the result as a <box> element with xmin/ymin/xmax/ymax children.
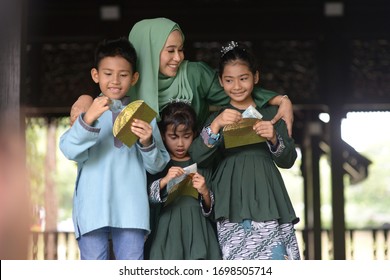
<box><xmin>268</xmin><ymin>95</ymin><xmax>294</xmax><ymax>137</ymax></box>
<box><xmin>70</xmin><ymin>95</ymin><xmax>93</xmax><ymax>126</ymax></box>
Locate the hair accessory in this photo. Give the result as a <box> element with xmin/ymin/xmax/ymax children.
<box><xmin>221</xmin><ymin>41</ymin><xmax>238</xmax><ymax>57</ymax></box>
<box><xmin>168</xmin><ymin>98</ymin><xmax>192</xmax><ymax>105</ymax></box>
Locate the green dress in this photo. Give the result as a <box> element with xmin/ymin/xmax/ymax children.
<box><xmin>190</xmin><ymin>104</ymin><xmax>299</xmax><ymax>225</ymax></box>
<box><xmin>146</xmin><ymin>159</ymin><xmax>222</xmax><ymax>260</ymax></box>
<box><xmin>190</xmin><ymin>104</ymin><xmax>300</xmax><ymax>259</ymax></box>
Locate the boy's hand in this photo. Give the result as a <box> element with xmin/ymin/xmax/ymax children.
<box><xmin>131</xmin><ymin>119</ymin><xmax>153</xmax><ymax>147</ymax></box>
<box><xmin>191</xmin><ymin>172</ymin><xmax>211</xmax><ymax>209</ymax></box>
<box><xmin>83</xmin><ymin>95</ymin><xmax>110</xmax><ymax>125</ymax></box>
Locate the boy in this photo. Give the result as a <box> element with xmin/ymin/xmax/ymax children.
<box><xmin>60</xmin><ymin>37</ymin><xmax>169</xmax><ymax>260</ymax></box>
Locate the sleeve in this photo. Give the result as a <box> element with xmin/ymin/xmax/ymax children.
<box><xmin>187</xmin><ymin>62</ymin><xmax>230</xmax><ymax>107</ymax></box>
<box><xmin>59</xmin><ymin>114</ymin><xmax>100</xmax><ymax>163</ymax></box>
<box><xmin>199</xmin><ymin>190</ymin><xmax>215</xmax><ymax>217</ymax></box>
<box><xmin>189</xmin><ymin>112</ymin><xmax>222</xmax><ymax>169</ymax></box>
<box><xmin>187</xmin><ymin>62</ymin><xmax>278</xmax><ymax>108</ymax></box>
<box><xmin>138</xmin><ymin>118</ymin><xmax>170</xmax><ymax>174</ymax></box>
<box><xmin>149</xmin><ymin>179</ymin><xmax>167</xmax><ymax>204</ymax></box>
<box><xmin>252</xmin><ymin>87</ymin><xmax>279</xmax><ymax>108</ymax></box>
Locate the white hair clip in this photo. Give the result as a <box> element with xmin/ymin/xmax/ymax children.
<box><xmin>168</xmin><ymin>98</ymin><xmax>192</xmax><ymax>105</ymax></box>
<box><xmin>221</xmin><ymin>41</ymin><xmax>238</xmax><ymax>57</ymax></box>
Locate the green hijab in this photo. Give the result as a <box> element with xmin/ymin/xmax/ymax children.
<box><xmin>128</xmin><ymin>18</ymin><xmax>193</xmax><ymax>115</ymax></box>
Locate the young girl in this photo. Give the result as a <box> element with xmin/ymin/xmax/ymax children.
<box><xmin>190</xmin><ymin>42</ymin><xmax>301</xmax><ymax>260</ymax></box>
<box><xmin>146</xmin><ymin>101</ymin><xmax>221</xmax><ymax>260</ymax></box>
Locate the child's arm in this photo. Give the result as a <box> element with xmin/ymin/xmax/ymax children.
<box><xmin>137</xmin><ymin>119</ymin><xmax>170</xmax><ymax>174</ymax></box>
<box><xmin>59</xmin><ymin>111</ymin><xmax>103</xmax><ymax>162</ymax></box>
<box><xmin>149</xmin><ymin>179</ymin><xmax>162</xmax><ymax>203</ymax></box>
<box><xmin>189</xmin><ymin>109</ymin><xmax>241</xmax><ymax>167</ymax></box>
<box><xmin>265</xmin><ymin>119</ymin><xmax>297</xmax><ymax>169</ymax></box>
<box><xmin>149</xmin><ymin>167</ymin><xmax>186</xmax><ymax>204</ymax></box>
<box><xmin>192</xmin><ymin>172</ymin><xmax>210</xmax><ymax>208</ymax></box>
<box><xmin>189</xmin><ymin>131</ymin><xmax>219</xmax><ymax>168</ymax></box>
<box><xmin>253</xmin><ymin>120</ymin><xmax>277</xmax><ymax>145</ymax></box>
<box><xmin>131</xmin><ymin>118</ymin><xmax>153</xmax><ymax>147</ymax></box>
<box><xmin>209</xmin><ymin>108</ymin><xmax>242</xmax><ymax>135</ymax></box>
<box><xmin>82</xmin><ymin>95</ymin><xmax>110</xmax><ymax>125</ymax></box>
<box><xmin>160</xmin><ymin>166</ymin><xmax>185</xmax><ymax>190</ymax></box>
<box><xmin>191</xmin><ymin>172</ymin><xmax>213</xmax><ymax>215</ymax></box>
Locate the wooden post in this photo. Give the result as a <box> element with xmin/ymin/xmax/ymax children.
<box><xmin>0</xmin><ymin>0</ymin><xmax>25</xmax><ymax>129</ymax></box>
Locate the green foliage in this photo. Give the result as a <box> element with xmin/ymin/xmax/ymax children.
<box><xmin>25</xmin><ymin>118</ymin><xmax>46</xmax><ymax>207</ymax></box>
<box><xmin>344</xmin><ymin>143</ymin><xmax>390</xmax><ymax>228</ymax></box>
<box><xmin>26</xmin><ymin>117</ymin><xmax>76</xmax><ymax>228</ymax></box>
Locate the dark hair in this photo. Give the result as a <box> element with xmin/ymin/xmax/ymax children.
<box><xmin>218</xmin><ymin>41</ymin><xmax>258</xmax><ymax>78</ymax></box>
<box><xmin>94</xmin><ymin>37</ymin><xmax>137</xmax><ymax>73</ymax></box>
<box><xmin>158</xmin><ymin>102</ymin><xmax>197</xmax><ymax>136</ymax></box>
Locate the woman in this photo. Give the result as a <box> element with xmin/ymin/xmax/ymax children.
<box><xmin>70</xmin><ymin>18</ymin><xmax>294</xmax><ymax>135</ymax></box>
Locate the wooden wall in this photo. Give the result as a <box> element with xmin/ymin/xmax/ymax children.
<box><xmin>25</xmin><ymin>0</ymin><xmax>390</xmax><ymax>115</ymax></box>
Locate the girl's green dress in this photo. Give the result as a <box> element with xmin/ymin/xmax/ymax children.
<box><xmin>146</xmin><ymin>159</ymin><xmax>221</xmax><ymax>260</ymax></box>
<box><xmin>190</xmin><ymin>104</ymin><xmax>300</xmax><ymax>259</ymax></box>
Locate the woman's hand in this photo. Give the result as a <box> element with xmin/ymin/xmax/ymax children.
<box><xmin>269</xmin><ymin>95</ymin><xmax>294</xmax><ymax>137</ymax></box>
<box><xmin>70</xmin><ymin>95</ymin><xmax>93</xmax><ymax>126</ymax></box>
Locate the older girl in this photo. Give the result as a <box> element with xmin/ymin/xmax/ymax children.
<box><xmin>190</xmin><ymin>42</ymin><xmax>301</xmax><ymax>260</ymax></box>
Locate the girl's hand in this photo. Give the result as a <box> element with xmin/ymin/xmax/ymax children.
<box><xmin>253</xmin><ymin>120</ymin><xmax>277</xmax><ymax>144</ymax></box>
<box><xmin>192</xmin><ymin>172</ymin><xmax>212</xmax><ymax>210</ymax></box>
<box><xmin>131</xmin><ymin>119</ymin><xmax>153</xmax><ymax>147</ymax></box>
<box><xmin>160</xmin><ymin>166</ymin><xmax>185</xmax><ymax>189</ymax></box>
<box><xmin>83</xmin><ymin>95</ymin><xmax>110</xmax><ymax>125</ymax></box>
<box><xmin>191</xmin><ymin>172</ymin><xmax>208</xmax><ymax>196</ymax></box>
<box><xmin>210</xmin><ymin>109</ymin><xmax>242</xmax><ymax>133</ymax></box>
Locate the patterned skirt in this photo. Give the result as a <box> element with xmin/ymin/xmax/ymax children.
<box><xmin>217</xmin><ymin>219</ymin><xmax>301</xmax><ymax>260</ymax></box>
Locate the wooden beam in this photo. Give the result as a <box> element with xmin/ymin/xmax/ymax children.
<box><xmin>0</xmin><ymin>0</ymin><xmax>25</xmax><ymax>130</ymax></box>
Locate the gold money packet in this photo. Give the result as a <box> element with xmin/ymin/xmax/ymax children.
<box><xmin>113</xmin><ymin>100</ymin><xmax>157</xmax><ymax>148</ymax></box>
<box><xmin>164</xmin><ymin>173</ymin><xmax>199</xmax><ymax>206</ymax></box>
<box><xmin>223</xmin><ymin>118</ymin><xmax>266</xmax><ymax>149</ymax></box>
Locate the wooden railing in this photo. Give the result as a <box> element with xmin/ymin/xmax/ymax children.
<box><xmin>298</xmin><ymin>228</ymin><xmax>389</xmax><ymax>260</ymax></box>
<box><xmin>29</xmin><ymin>228</ymin><xmax>389</xmax><ymax>260</ymax></box>
<box><xmin>30</xmin><ymin>231</ymin><xmax>80</xmax><ymax>260</ymax></box>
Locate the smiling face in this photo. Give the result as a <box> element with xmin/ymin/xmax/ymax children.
<box><xmin>91</xmin><ymin>55</ymin><xmax>139</xmax><ymax>100</ymax></box>
<box><xmin>159</xmin><ymin>30</ymin><xmax>185</xmax><ymax>77</ymax></box>
<box><xmin>219</xmin><ymin>60</ymin><xmax>259</xmax><ymax>109</ymax></box>
<box><xmin>163</xmin><ymin>123</ymin><xmax>194</xmax><ymax>161</ymax></box>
